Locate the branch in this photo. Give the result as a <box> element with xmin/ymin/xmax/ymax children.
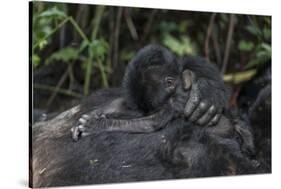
<box><xmin>204</xmin><ymin>13</ymin><xmax>216</xmax><ymax>60</ymax></box>
<box><xmin>141</xmin><ymin>9</ymin><xmax>157</xmax><ymax>44</ymax></box>
<box><xmin>34</xmin><ymin>84</ymin><xmax>83</xmax><ymax>98</ymax></box>
<box><xmin>112</xmin><ymin>8</ymin><xmax>123</xmax><ymax>69</ymax></box>
<box><xmin>223</xmin><ymin>69</ymin><xmax>257</xmax><ymax>84</ymax></box>
<box><xmin>46</xmin><ymin>65</ymin><xmax>71</xmax><ymax>106</ymax></box>
<box><xmin>124</xmin><ymin>8</ymin><xmax>138</xmax><ymax>41</ymax></box>
<box><xmin>83</xmin><ymin>6</ymin><xmax>106</xmax><ymax>95</ymax></box>
<box><xmin>221</xmin><ymin>14</ymin><xmax>236</xmax><ymax>75</ymax></box>
<box><xmin>211</xmin><ymin>25</ymin><xmax>222</xmax><ymax>65</ymax></box>
<box><xmin>32</xmin><ymin>17</ymin><xmax>70</xmax><ymax>51</ymax></box>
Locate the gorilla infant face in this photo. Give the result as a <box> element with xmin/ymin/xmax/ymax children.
<box><xmin>139</xmin><ymin>63</ymin><xmax>195</xmax><ymax>114</ymax></box>
<box><xmin>140</xmin><ymin>65</ymin><xmax>179</xmax><ymax>110</ymax></box>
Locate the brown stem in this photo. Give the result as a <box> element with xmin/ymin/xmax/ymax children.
<box><xmin>34</xmin><ymin>84</ymin><xmax>83</xmax><ymax>99</ymax></box>
<box><xmin>46</xmin><ymin>65</ymin><xmax>71</xmax><ymax>107</ymax></box>
<box><xmin>112</xmin><ymin>8</ymin><xmax>123</xmax><ymax>69</ymax></box>
<box><xmin>204</xmin><ymin>13</ymin><xmax>216</xmax><ymax>60</ymax></box>
<box><xmin>221</xmin><ymin>14</ymin><xmax>236</xmax><ymax>75</ymax></box>
<box><xmin>141</xmin><ymin>9</ymin><xmax>157</xmax><ymax>44</ymax></box>
<box><xmin>74</xmin><ymin>4</ymin><xmax>89</xmax><ymax>42</ymax></box>
<box><xmin>124</xmin><ymin>8</ymin><xmax>138</xmax><ymax>41</ymax></box>
<box><xmin>211</xmin><ymin>26</ymin><xmax>222</xmax><ymax>66</ymax></box>
<box><xmin>106</xmin><ymin>8</ymin><xmax>115</xmax><ymax>74</ymax></box>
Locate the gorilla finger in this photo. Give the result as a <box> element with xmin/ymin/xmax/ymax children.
<box><xmin>184</xmin><ymin>95</ymin><xmax>200</xmax><ymax>117</ymax></box>
<box><xmin>189</xmin><ymin>102</ymin><xmax>208</xmax><ymax>122</ymax></box>
<box><xmin>81</xmin><ymin>132</ymin><xmax>90</xmax><ymax>138</ymax></box>
<box><xmin>207</xmin><ymin>114</ymin><xmax>221</xmax><ymax>126</ymax></box>
<box><xmin>182</xmin><ymin>69</ymin><xmax>194</xmax><ymax>90</ymax></box>
<box><xmin>197</xmin><ymin>105</ymin><xmax>217</xmax><ymax>125</ymax></box>
<box><xmin>78</xmin><ymin>125</ymin><xmax>86</xmax><ymax>132</ymax></box>
<box><xmin>78</xmin><ymin>117</ymin><xmax>87</xmax><ymax>125</ymax></box>
<box><xmin>72</xmin><ymin>127</ymin><xmax>80</xmax><ymax>141</ymax></box>
<box><xmin>82</xmin><ymin>114</ymin><xmax>90</xmax><ymax>120</ymax></box>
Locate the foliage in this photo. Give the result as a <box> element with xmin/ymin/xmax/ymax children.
<box><xmin>238</xmin><ymin>16</ymin><xmax>271</xmax><ymax>69</ymax></box>
<box><xmin>238</xmin><ymin>40</ymin><xmax>254</xmax><ymax>52</ymax></box>
<box><xmin>32</xmin><ymin>6</ymin><xmax>66</xmax><ymax>50</ymax></box>
<box><xmin>245</xmin><ymin>43</ymin><xmax>271</xmax><ymax>69</ymax></box>
<box><xmin>32</xmin><ymin>1</ymin><xmax>271</xmax><ymax>110</ymax></box>
<box><xmin>89</xmin><ymin>39</ymin><xmax>109</xmax><ymax>61</ymax></box>
<box><xmin>32</xmin><ymin>3</ymin><xmax>108</xmax><ymax>96</ymax></box>
<box><xmin>163</xmin><ymin>33</ymin><xmax>197</xmax><ymax>56</ymax></box>
<box><xmin>46</xmin><ymin>47</ymin><xmax>79</xmax><ymax>64</ymax></box>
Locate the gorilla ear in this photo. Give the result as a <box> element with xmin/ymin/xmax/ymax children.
<box><xmin>182</xmin><ymin>69</ymin><xmax>194</xmax><ymax>90</ymax></box>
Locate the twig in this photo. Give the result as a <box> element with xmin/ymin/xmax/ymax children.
<box><xmin>69</xmin><ymin>17</ymin><xmax>90</xmax><ymax>44</ymax></box>
<box><xmin>221</xmin><ymin>14</ymin><xmax>236</xmax><ymax>75</ymax></box>
<box><xmin>34</xmin><ymin>84</ymin><xmax>83</xmax><ymax>98</ymax></box>
<box><xmin>97</xmin><ymin>58</ymin><xmax>108</xmax><ymax>87</ymax></box>
<box><xmin>84</xmin><ymin>6</ymin><xmax>106</xmax><ymax>95</ymax></box>
<box><xmin>211</xmin><ymin>25</ymin><xmax>222</xmax><ymax>66</ymax></box>
<box><xmin>141</xmin><ymin>9</ymin><xmax>157</xmax><ymax>44</ymax></box>
<box><xmin>74</xmin><ymin>4</ymin><xmax>89</xmax><ymax>42</ymax></box>
<box><xmin>90</xmin><ymin>6</ymin><xmax>105</xmax><ymax>40</ymax></box>
<box><xmin>204</xmin><ymin>13</ymin><xmax>216</xmax><ymax>60</ymax></box>
<box><xmin>124</xmin><ymin>8</ymin><xmax>138</xmax><ymax>41</ymax></box>
<box><xmin>59</xmin><ymin>5</ymin><xmax>67</xmax><ymax>48</ymax></box>
<box><xmin>112</xmin><ymin>8</ymin><xmax>123</xmax><ymax>69</ymax></box>
<box><xmin>223</xmin><ymin>69</ymin><xmax>256</xmax><ymax>84</ymax></box>
<box><xmin>47</xmin><ymin>65</ymin><xmax>71</xmax><ymax>106</ymax></box>
<box><xmin>229</xmin><ymin>86</ymin><xmax>241</xmax><ymax>107</ymax></box>
<box><xmin>68</xmin><ymin>63</ymin><xmax>75</xmax><ymax>90</ymax></box>
<box><xmin>32</xmin><ymin>17</ymin><xmax>70</xmax><ymax>51</ymax></box>
<box><xmin>106</xmin><ymin>8</ymin><xmax>115</xmax><ymax>75</ymax></box>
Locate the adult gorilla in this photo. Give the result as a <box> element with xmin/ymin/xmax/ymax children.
<box><xmin>31</xmin><ymin>45</ymin><xmax>241</xmax><ymax>188</ymax></box>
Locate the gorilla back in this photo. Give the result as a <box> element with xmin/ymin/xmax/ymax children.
<box><xmin>31</xmin><ymin>105</ymin><xmax>185</xmax><ymax>187</ymax></box>
<box><xmin>31</xmin><ymin>45</ymin><xmax>260</xmax><ymax>187</ymax></box>
<box><xmin>31</xmin><ymin>100</ymin><xmax>258</xmax><ymax>187</ymax></box>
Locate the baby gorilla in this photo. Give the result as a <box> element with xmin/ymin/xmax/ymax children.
<box><xmin>71</xmin><ymin>45</ymin><xmax>226</xmax><ymax>140</ymax></box>
<box><xmin>71</xmin><ymin>62</ymin><xmax>186</xmax><ymax>138</ymax></box>
<box><xmin>71</xmin><ymin>52</ymin><xmax>258</xmax><ymax>175</ymax></box>
<box><xmin>157</xmin><ymin>58</ymin><xmax>258</xmax><ymax>175</ymax></box>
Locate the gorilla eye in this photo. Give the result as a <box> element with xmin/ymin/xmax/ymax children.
<box><xmin>165</xmin><ymin>77</ymin><xmax>176</xmax><ymax>87</ymax></box>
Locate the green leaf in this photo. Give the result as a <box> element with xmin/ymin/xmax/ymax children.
<box><xmin>162</xmin><ymin>33</ymin><xmax>196</xmax><ymax>56</ymax></box>
<box><xmin>38</xmin><ymin>6</ymin><xmax>66</xmax><ymax>19</ymax></box>
<box><xmin>32</xmin><ymin>54</ymin><xmax>40</xmax><ymax>68</ymax></box>
<box><xmin>46</xmin><ymin>47</ymin><xmax>79</xmax><ymax>64</ymax></box>
<box><xmin>263</xmin><ymin>27</ymin><xmax>271</xmax><ymax>40</ymax></box>
<box><xmin>79</xmin><ymin>40</ymin><xmax>89</xmax><ymax>53</ymax></box>
<box><xmin>246</xmin><ymin>25</ymin><xmax>261</xmax><ymax>36</ymax></box>
<box><xmin>238</xmin><ymin>40</ymin><xmax>254</xmax><ymax>52</ymax></box>
<box><xmin>121</xmin><ymin>50</ymin><xmax>134</xmax><ymax>62</ymax></box>
<box><xmin>38</xmin><ymin>39</ymin><xmax>48</xmax><ymax>50</ymax></box>
<box><xmin>245</xmin><ymin>42</ymin><xmax>271</xmax><ymax>69</ymax></box>
<box><xmin>245</xmin><ymin>58</ymin><xmax>269</xmax><ymax>69</ymax></box>
<box><xmin>179</xmin><ymin>21</ymin><xmax>189</xmax><ymax>33</ymax></box>
<box><xmin>159</xmin><ymin>21</ymin><xmax>178</xmax><ymax>34</ymax></box>
<box><xmin>260</xmin><ymin>43</ymin><xmax>271</xmax><ymax>53</ymax></box>
<box><xmin>90</xmin><ymin>39</ymin><xmax>109</xmax><ymax>61</ymax></box>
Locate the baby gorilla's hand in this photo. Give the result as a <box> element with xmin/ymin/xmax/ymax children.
<box><xmin>71</xmin><ymin>111</ymin><xmax>105</xmax><ymax>141</ymax></box>
<box><xmin>71</xmin><ymin>114</ymin><xmax>91</xmax><ymax>141</ymax></box>
<box><xmin>180</xmin><ymin>57</ymin><xmax>230</xmax><ymax>126</ymax></box>
<box><xmin>184</xmin><ymin>81</ymin><xmax>223</xmax><ymax>126</ymax></box>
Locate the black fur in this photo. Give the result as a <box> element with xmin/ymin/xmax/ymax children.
<box><xmin>31</xmin><ymin>45</ymin><xmax>264</xmax><ymax>188</ymax></box>
<box><xmin>122</xmin><ymin>45</ymin><xmax>180</xmax><ymax>113</ymax></box>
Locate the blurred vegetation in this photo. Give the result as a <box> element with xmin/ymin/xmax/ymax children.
<box><xmin>31</xmin><ymin>1</ymin><xmax>271</xmax><ymax>112</ymax></box>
